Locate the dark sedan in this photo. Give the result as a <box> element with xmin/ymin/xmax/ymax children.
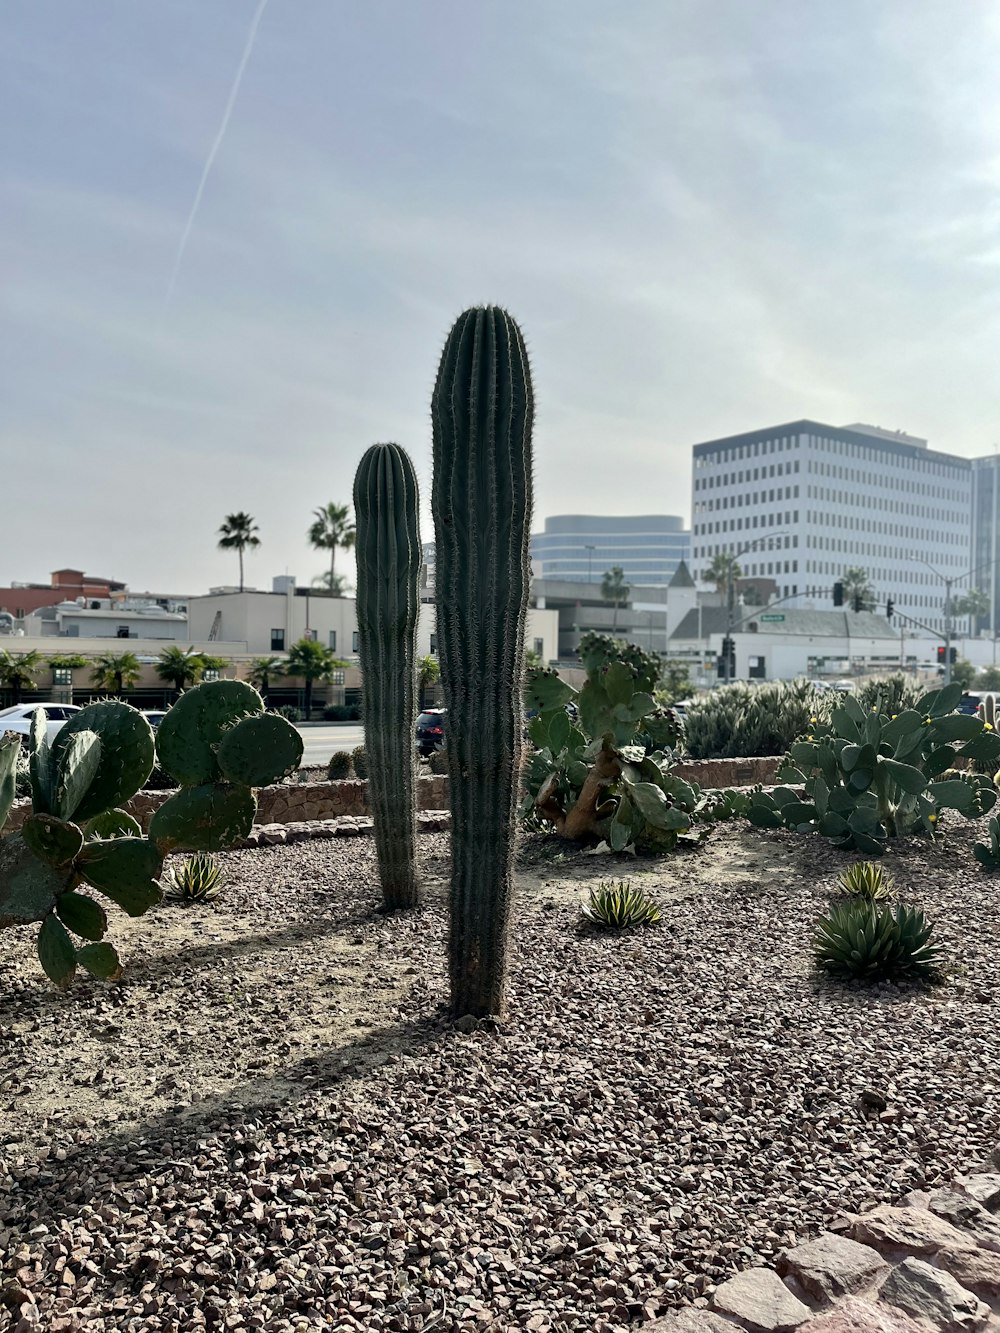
<box><xmin>416</xmin><ymin>708</ymin><xmax>446</xmax><ymax>756</ymax></box>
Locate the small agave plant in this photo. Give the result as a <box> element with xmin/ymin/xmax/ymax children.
<box><xmin>974</xmin><ymin>816</ymin><xmax>1000</xmax><ymax>870</ymax></box>
<box><xmin>582</xmin><ymin>879</ymin><xmax>661</xmax><ymax>930</ymax></box>
<box><xmin>814</xmin><ymin>900</ymin><xmax>941</xmax><ymax>981</ymax></box>
<box><xmin>837</xmin><ymin>861</ymin><xmax>896</xmax><ymax>902</ymax></box>
<box><xmin>165</xmin><ymin>853</ymin><xmax>224</xmax><ymax>903</ymax></box>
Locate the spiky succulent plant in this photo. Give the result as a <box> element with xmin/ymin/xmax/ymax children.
<box><xmin>582</xmin><ymin>880</ymin><xmax>661</xmax><ymax>929</ymax></box>
<box><xmin>814</xmin><ymin>900</ymin><xmax>941</xmax><ymax>981</ymax></box>
<box><xmin>165</xmin><ymin>853</ymin><xmax>224</xmax><ymax>902</ymax></box>
<box><xmin>974</xmin><ymin>815</ymin><xmax>1000</xmax><ymax>870</ymax></box>
<box><xmin>837</xmin><ymin>861</ymin><xmax>896</xmax><ymax>902</ymax></box>
<box><xmin>326</xmin><ymin>751</ymin><xmax>352</xmax><ymax>781</ymax></box>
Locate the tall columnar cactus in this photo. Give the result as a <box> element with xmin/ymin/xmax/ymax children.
<box><xmin>431</xmin><ymin>306</ymin><xmax>534</xmax><ymax>1018</ymax></box>
<box><xmin>1</xmin><ymin>684</ymin><xmax>303</xmax><ymax>987</ymax></box>
<box><xmin>353</xmin><ymin>442</ymin><xmax>422</xmax><ymax>909</ymax></box>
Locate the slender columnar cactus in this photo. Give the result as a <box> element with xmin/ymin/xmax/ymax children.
<box><xmin>431</xmin><ymin>306</ymin><xmax>534</xmax><ymax>1018</ymax></box>
<box><xmin>353</xmin><ymin>442</ymin><xmax>422</xmax><ymax>908</ymax></box>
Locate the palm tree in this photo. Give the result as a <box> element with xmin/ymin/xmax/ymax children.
<box><xmin>285</xmin><ymin>639</ymin><xmax>341</xmax><ymax>719</ymax></box>
<box><xmin>217</xmin><ymin>512</ymin><xmax>260</xmax><ymax>592</ymax></box>
<box><xmin>310</xmin><ymin>570</ymin><xmax>351</xmax><ymax>596</ymax></box>
<box><xmin>247</xmin><ymin>655</ymin><xmax>285</xmax><ymax>703</ymax></box>
<box><xmin>308</xmin><ymin>503</ymin><xmax>356</xmax><ymax>597</ymax></box>
<box><xmin>0</xmin><ymin>650</ymin><xmax>42</xmax><ymax>704</ymax></box>
<box><xmin>155</xmin><ymin>646</ymin><xmax>205</xmax><ymax>697</ymax></box>
<box><xmin>952</xmin><ymin>587</ymin><xmax>990</xmax><ymax>634</ymax></box>
<box><xmin>600</xmin><ymin>566</ymin><xmax>630</xmax><ymax>631</ymax></box>
<box><xmin>91</xmin><ymin>651</ymin><xmax>141</xmax><ymax>695</ymax></box>
<box><xmin>702</xmin><ymin>553</ymin><xmax>743</xmax><ymax>600</ymax></box>
<box><xmin>418</xmin><ymin>654</ymin><xmax>440</xmax><ymax>708</ymax></box>
<box><xmin>841</xmin><ymin>566</ymin><xmax>876</xmax><ymax>613</ymax></box>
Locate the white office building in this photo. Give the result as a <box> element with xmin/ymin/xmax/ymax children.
<box><xmin>690</xmin><ymin>420</ymin><xmax>972</xmax><ymax>631</ymax></box>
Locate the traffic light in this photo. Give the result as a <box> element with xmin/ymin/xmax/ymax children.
<box><xmin>717</xmin><ymin>636</ymin><xmax>736</xmax><ymax>678</ymax></box>
<box><xmin>886</xmin><ymin>598</ymin><xmax>895</xmax><ymax>619</ymax></box>
<box><xmin>852</xmin><ymin>594</ymin><xmax>863</xmax><ymax>613</ymax></box>
<box><xmin>936</xmin><ymin>646</ymin><xmax>958</xmax><ymax>664</ymax></box>
<box><xmin>832</xmin><ymin>581</ymin><xmax>844</xmax><ymax>607</ymax></box>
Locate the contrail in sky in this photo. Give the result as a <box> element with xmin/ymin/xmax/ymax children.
<box><xmin>164</xmin><ymin>0</ymin><xmax>269</xmax><ymax>307</ymax></box>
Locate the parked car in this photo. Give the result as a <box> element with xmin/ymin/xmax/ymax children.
<box><xmin>416</xmin><ymin>708</ymin><xmax>446</xmax><ymax>756</ymax></box>
<box><xmin>142</xmin><ymin>710</ymin><xmax>168</xmax><ymax>730</ymax></box>
<box><xmin>0</xmin><ymin>702</ymin><xmax>82</xmax><ymax>743</ymax></box>
<box><xmin>958</xmin><ymin>692</ymin><xmax>983</xmax><ymax>716</ymax></box>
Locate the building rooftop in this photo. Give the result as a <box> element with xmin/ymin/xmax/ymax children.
<box><xmin>670</xmin><ymin>607</ymin><xmax>899</xmax><ymax>640</ymax></box>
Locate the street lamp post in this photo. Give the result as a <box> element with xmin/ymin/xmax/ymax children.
<box><xmin>914</xmin><ymin>557</ymin><xmax>996</xmax><ymax>687</ymax></box>
<box><xmin>723</xmin><ymin>534</ymin><xmax>788</xmax><ymax>684</ymax></box>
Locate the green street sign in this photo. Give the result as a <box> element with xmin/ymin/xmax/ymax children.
<box><xmin>760</xmin><ymin>613</ymin><xmax>785</xmax><ymax>622</ymax></box>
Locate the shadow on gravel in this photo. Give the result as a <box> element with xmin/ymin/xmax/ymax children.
<box><xmin>0</xmin><ymin>1012</ymin><xmax>445</xmax><ymax>1234</ymax></box>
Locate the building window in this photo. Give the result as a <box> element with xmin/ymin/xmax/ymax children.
<box><xmin>53</xmin><ymin>668</ymin><xmax>72</xmax><ymax>686</ymax></box>
<box><xmin>203</xmin><ymin>669</ymin><xmax>220</xmax><ymax>683</ymax></box>
<box><xmin>352</xmin><ymin>631</ymin><xmax>360</xmax><ymax>653</ymax></box>
<box><xmin>533</xmin><ymin>637</ymin><xmax>544</xmax><ymax>656</ymax></box>
<box><xmin>271</xmin><ymin>629</ymin><xmax>285</xmax><ymax>651</ymax></box>
<box><xmin>328</xmin><ymin>630</ymin><xmax>337</xmax><ymax>651</ymax></box>
<box><xmin>116</xmin><ymin>626</ymin><xmax>131</xmax><ymax>639</ymax></box>
<box><xmin>332</xmin><ymin>669</ymin><xmax>345</xmax><ymax>686</ymax></box>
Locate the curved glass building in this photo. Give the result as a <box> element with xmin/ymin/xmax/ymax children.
<box><xmin>530</xmin><ymin>515</ymin><xmax>691</xmax><ymax>586</ymax></box>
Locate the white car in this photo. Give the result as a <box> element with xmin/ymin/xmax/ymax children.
<box><xmin>0</xmin><ymin>703</ymin><xmax>82</xmax><ymax>742</ymax></box>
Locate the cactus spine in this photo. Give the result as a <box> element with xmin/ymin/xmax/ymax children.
<box><xmin>353</xmin><ymin>443</ymin><xmax>422</xmax><ymax>909</ymax></box>
<box><xmin>431</xmin><ymin>306</ymin><xmax>534</xmax><ymax>1018</ymax></box>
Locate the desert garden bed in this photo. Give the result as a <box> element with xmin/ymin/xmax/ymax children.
<box><xmin>2</xmin><ymin>818</ymin><xmax>999</xmax><ymax>1333</ymax></box>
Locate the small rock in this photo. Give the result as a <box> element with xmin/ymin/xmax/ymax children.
<box><xmin>880</xmin><ymin>1257</ymin><xmax>989</xmax><ymax>1332</ymax></box>
<box><xmin>963</xmin><ymin>1174</ymin><xmax>1000</xmax><ymax>1211</ymax></box>
<box><xmin>858</xmin><ymin>1090</ymin><xmax>888</xmax><ymax>1113</ymax></box>
<box><xmin>712</xmin><ymin>1267</ymin><xmax>812</xmax><ymax>1332</ymax></box>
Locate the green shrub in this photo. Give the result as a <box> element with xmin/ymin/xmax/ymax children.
<box><xmin>323</xmin><ymin>704</ymin><xmax>362</xmax><ymax>721</ymax></box>
<box><xmin>275</xmin><ymin>705</ymin><xmax>303</xmax><ymax>723</ymax></box>
<box><xmin>814</xmin><ymin>900</ymin><xmax>941</xmax><ymax>981</ymax></box>
<box><xmin>581</xmin><ymin>880</ymin><xmax>661</xmax><ymax>929</ymax></box>
<box><xmin>683</xmin><ymin>680</ymin><xmax>829</xmax><ymax>759</ymax></box>
<box><xmin>165</xmin><ymin>853</ymin><xmax>224</xmax><ymax>902</ymax></box>
<box><xmin>837</xmin><ymin>861</ymin><xmax>895</xmax><ymax>901</ymax></box>
<box><xmin>747</xmin><ymin>682</ymin><xmax>1000</xmax><ymax>854</ymax></box>
<box><xmin>977</xmin><ymin>667</ymin><xmax>1000</xmax><ymax>691</ymax></box>
<box><xmin>855</xmin><ymin>675</ymin><xmax>925</xmax><ymax>716</ymax></box>
<box><xmin>352</xmin><ymin>746</ymin><xmax>369</xmax><ymax>780</ymax></box>
<box><xmin>327</xmin><ymin>751</ymin><xmax>352</xmax><ymax>780</ymax></box>
<box><xmin>974</xmin><ymin>816</ymin><xmax>1000</xmax><ymax>870</ymax></box>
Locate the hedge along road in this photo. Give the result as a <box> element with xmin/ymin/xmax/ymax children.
<box><xmin>295</xmin><ymin>724</ymin><xmax>365</xmax><ymax>766</ymax></box>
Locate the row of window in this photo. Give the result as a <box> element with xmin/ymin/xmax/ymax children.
<box><xmin>695</xmin><ymin>513</ymin><xmax>797</xmax><ymax>540</ymax></box>
<box><xmin>695</xmin><ymin>433</ymin><xmax>967</xmax><ymax>481</ymax></box>
<box><xmin>269</xmin><ymin>628</ymin><xmax>359</xmax><ymax>654</ymax></box>
<box><xmin>694</xmin><ymin>486</ymin><xmax>798</xmax><ymax>514</ymax></box>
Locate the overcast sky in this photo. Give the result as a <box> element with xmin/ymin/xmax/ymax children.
<box><xmin>4</xmin><ymin>1</ymin><xmax>1000</xmax><ymax>594</ymax></box>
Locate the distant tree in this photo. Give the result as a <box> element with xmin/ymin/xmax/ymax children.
<box><xmin>156</xmin><ymin>646</ymin><xmax>205</xmax><ymax>696</ymax></box>
<box><xmin>658</xmin><ymin>661</ymin><xmax>691</xmax><ymax>705</ymax></box>
<box><xmin>247</xmin><ymin>655</ymin><xmax>285</xmax><ymax>703</ymax></box>
<box><xmin>841</xmin><ymin>567</ymin><xmax>876</xmax><ymax>613</ymax></box>
<box><xmin>524</xmin><ymin>646</ymin><xmax>543</xmax><ymax>672</ymax></box>
<box><xmin>91</xmin><ymin>651</ymin><xmax>141</xmax><ymax>695</ymax></box>
<box><xmin>741</xmin><ymin>583</ymin><xmax>766</xmax><ymax>607</ymax></box>
<box><xmin>217</xmin><ymin>512</ymin><xmax>260</xmax><ymax>592</ymax></box>
<box><xmin>308</xmin><ymin>503</ymin><xmax>356</xmax><ymax>597</ymax></box>
<box><xmin>977</xmin><ymin>665</ymin><xmax>1000</xmax><ymax>691</ymax></box>
<box><xmin>952</xmin><ymin>658</ymin><xmax>977</xmax><ymax>691</ymax></box>
<box><xmin>417</xmin><ymin>654</ymin><xmax>440</xmax><ymax>707</ymax></box>
<box><xmin>285</xmin><ymin>639</ymin><xmax>342</xmax><ymax>719</ymax></box>
<box><xmin>702</xmin><ymin>553</ymin><xmax>742</xmax><ymax>600</ymax></box>
<box><xmin>310</xmin><ymin>570</ymin><xmax>351</xmax><ymax>596</ymax></box>
<box><xmin>952</xmin><ymin>587</ymin><xmax>990</xmax><ymax>633</ymax></box>
<box><xmin>198</xmin><ymin>655</ymin><xmax>230</xmax><ymax>680</ymax></box>
<box><xmin>0</xmin><ymin>650</ymin><xmax>42</xmax><ymax>704</ymax></box>
<box><xmin>46</xmin><ymin>654</ymin><xmax>88</xmax><ymax>671</ymax></box>
<box><xmin>600</xmin><ymin>566</ymin><xmax>630</xmax><ymax>631</ymax></box>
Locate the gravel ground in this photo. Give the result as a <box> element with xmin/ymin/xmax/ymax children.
<box><xmin>2</xmin><ymin>819</ymin><xmax>999</xmax><ymax>1332</ymax></box>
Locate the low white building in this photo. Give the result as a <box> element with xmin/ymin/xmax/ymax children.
<box><xmin>24</xmin><ymin>600</ymin><xmax>189</xmax><ymax>641</ymax></box>
<box><xmin>187</xmin><ymin>578</ymin><xmax>560</xmax><ymax>664</ymax></box>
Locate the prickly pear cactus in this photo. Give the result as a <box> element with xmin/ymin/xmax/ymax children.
<box><xmin>1</xmin><ymin>683</ymin><xmax>303</xmax><ymax>988</ymax></box>
<box><xmin>431</xmin><ymin>306</ymin><xmax>533</xmax><ymax>1019</ymax></box>
<box><xmin>149</xmin><ymin>680</ymin><xmax>303</xmax><ymax>852</ymax></box>
<box><xmin>354</xmin><ymin>442</ymin><xmax>422</xmax><ymax>909</ymax></box>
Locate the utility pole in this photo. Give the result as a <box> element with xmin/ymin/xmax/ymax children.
<box><xmin>722</xmin><ymin>533</ymin><xmax>788</xmax><ymax>685</ymax></box>
<box><xmin>944</xmin><ymin>577</ymin><xmax>953</xmax><ymax>687</ymax></box>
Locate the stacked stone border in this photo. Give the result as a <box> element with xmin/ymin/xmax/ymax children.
<box><xmin>4</xmin><ymin>758</ymin><xmax>782</xmax><ymax>839</ymax></box>
<box><xmin>647</xmin><ymin>1174</ymin><xmax>1000</xmax><ymax>1333</ymax></box>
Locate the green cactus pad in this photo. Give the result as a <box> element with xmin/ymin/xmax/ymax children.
<box><xmin>55</xmin><ymin>891</ymin><xmax>108</xmax><ymax>941</ymax></box>
<box><xmin>155</xmin><ymin>680</ymin><xmax>265</xmax><ymax>786</ymax></box>
<box><xmin>78</xmin><ymin>839</ymin><xmax>164</xmax><ymax>916</ymax></box>
<box><xmin>0</xmin><ymin>733</ymin><xmax>21</xmax><ymax>830</ymax></box>
<box><xmin>53</xmin><ymin>729</ymin><xmax>102</xmax><ymax>821</ymax></box>
<box><xmin>84</xmin><ymin>809</ymin><xmax>143</xmax><ymax>841</ymax></box>
<box><xmin>0</xmin><ymin>833</ymin><xmax>70</xmax><ymax>927</ymax></box>
<box><xmin>37</xmin><ymin>914</ymin><xmax>77</xmax><ymax>989</ymax></box>
<box><xmin>21</xmin><ymin>814</ymin><xmax>85</xmax><ymax>866</ymax></box>
<box><xmin>76</xmin><ymin>941</ymin><xmax>123</xmax><ymax>981</ymax></box>
<box><xmin>149</xmin><ymin>782</ymin><xmax>256</xmax><ymax>853</ymax></box>
<box><xmin>49</xmin><ymin>701</ymin><xmax>155</xmax><ymax>822</ymax></box>
<box><xmin>216</xmin><ymin>713</ymin><xmax>304</xmax><ymax>787</ymax></box>
<box><xmin>28</xmin><ymin>710</ymin><xmax>53</xmax><ymax>816</ymax></box>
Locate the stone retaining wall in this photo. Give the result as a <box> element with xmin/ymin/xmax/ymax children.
<box><xmin>3</xmin><ymin>759</ymin><xmax>777</xmax><ymax>837</ymax></box>
<box><xmin>649</xmin><ymin>1173</ymin><xmax>1000</xmax><ymax>1333</ymax></box>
